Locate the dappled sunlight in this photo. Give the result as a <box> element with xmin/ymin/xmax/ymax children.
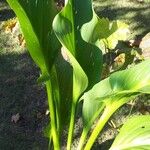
<box><xmin>93</xmin><ymin>0</ymin><xmax>150</xmax><ymax>38</ymax></box>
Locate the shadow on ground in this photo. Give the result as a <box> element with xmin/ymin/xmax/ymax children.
<box><xmin>0</xmin><ymin>0</ymin><xmax>15</xmax><ymax>21</ymax></box>
<box><xmin>0</xmin><ymin>52</ymin><xmax>49</xmax><ymax>150</ymax></box>
<box><xmin>0</xmin><ymin>9</ymin><xmax>15</xmax><ymax>21</ymax></box>
<box><xmin>1</xmin><ymin>1</ymin><xmax>47</xmax><ymax>149</ymax></box>
<box><xmin>92</xmin><ymin>139</ymin><xmax>114</xmax><ymax>150</ymax></box>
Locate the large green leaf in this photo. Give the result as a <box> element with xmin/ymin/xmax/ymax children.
<box><xmin>6</xmin><ymin>0</ymin><xmax>60</xmax><ymax>80</ymax></box>
<box><xmin>53</xmin><ymin>0</ymin><xmax>103</xmax><ymax>88</ymax></box>
<box><xmin>81</xmin><ymin>17</ymin><xmax>110</xmax><ymax>46</ymax></box>
<box><xmin>55</xmin><ymin>47</ymin><xmax>88</xmax><ymax>122</ymax></box>
<box><xmin>82</xmin><ymin>59</ymin><xmax>150</xmax><ymax>142</ymax></box>
<box><xmin>41</xmin><ymin>46</ymin><xmax>88</xmax><ymax>148</ymax></box>
<box><xmin>53</xmin><ymin>0</ymin><xmax>103</xmax><ymax>148</ymax></box>
<box><xmin>109</xmin><ymin>115</ymin><xmax>150</xmax><ymax>150</ymax></box>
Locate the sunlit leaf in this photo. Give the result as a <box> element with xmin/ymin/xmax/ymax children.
<box><xmin>82</xmin><ymin>17</ymin><xmax>129</xmax><ymax>52</ymax></box>
<box><xmin>6</xmin><ymin>0</ymin><xmax>61</xmax><ymax>79</ymax></box>
<box><xmin>104</xmin><ymin>20</ymin><xmax>130</xmax><ymax>50</ymax></box>
<box><xmin>109</xmin><ymin>115</ymin><xmax>150</xmax><ymax>150</ymax></box>
<box><xmin>53</xmin><ymin>0</ymin><xmax>103</xmax><ymax>89</ymax></box>
<box><xmin>53</xmin><ymin>0</ymin><xmax>103</xmax><ymax>147</ymax></box>
<box><xmin>82</xmin><ymin>59</ymin><xmax>150</xmax><ymax>140</ymax></box>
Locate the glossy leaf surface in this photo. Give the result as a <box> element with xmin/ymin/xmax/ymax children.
<box><xmin>53</xmin><ymin>0</ymin><xmax>103</xmax><ymax>89</ymax></box>
<box><xmin>82</xmin><ymin>59</ymin><xmax>150</xmax><ymax>135</ymax></box>
<box><xmin>53</xmin><ymin>1</ymin><xmax>103</xmax><ymax>147</ymax></box>
<box><xmin>110</xmin><ymin>115</ymin><xmax>150</xmax><ymax>150</ymax></box>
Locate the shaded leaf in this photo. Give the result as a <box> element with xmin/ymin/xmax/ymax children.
<box><xmin>54</xmin><ymin>48</ymin><xmax>88</xmax><ymax>126</ymax></box>
<box><xmin>44</xmin><ymin>123</ymin><xmax>51</xmax><ymax>138</ymax></box>
<box><xmin>53</xmin><ymin>0</ymin><xmax>103</xmax><ymax>89</ymax></box>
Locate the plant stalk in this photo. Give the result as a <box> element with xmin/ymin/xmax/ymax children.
<box><xmin>51</xmin><ymin>66</ymin><xmax>61</xmax><ymax>137</ymax></box>
<box><xmin>77</xmin><ymin>128</ymin><xmax>88</xmax><ymax>150</ymax></box>
<box><xmin>78</xmin><ymin>104</ymin><xmax>105</xmax><ymax>150</ymax></box>
<box><xmin>46</xmin><ymin>80</ymin><xmax>60</xmax><ymax>150</ymax></box>
<box><xmin>67</xmin><ymin>102</ymin><xmax>77</xmax><ymax>150</ymax></box>
<box><xmin>84</xmin><ymin>101</ymin><xmax>125</xmax><ymax>150</ymax></box>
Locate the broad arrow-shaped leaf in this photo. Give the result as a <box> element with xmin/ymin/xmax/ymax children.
<box><xmin>53</xmin><ymin>0</ymin><xmax>103</xmax><ymax>147</ymax></box>
<box><xmin>6</xmin><ymin>0</ymin><xmax>61</xmax><ymax>81</ymax></box>
<box><xmin>82</xmin><ymin>59</ymin><xmax>150</xmax><ymax>141</ymax></box>
<box><xmin>53</xmin><ymin>0</ymin><xmax>103</xmax><ymax>89</ymax></box>
<box><xmin>109</xmin><ymin>115</ymin><xmax>150</xmax><ymax>150</ymax></box>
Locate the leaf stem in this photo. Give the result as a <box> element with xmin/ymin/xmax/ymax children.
<box><xmin>67</xmin><ymin>102</ymin><xmax>77</xmax><ymax>150</ymax></box>
<box><xmin>84</xmin><ymin>101</ymin><xmax>125</xmax><ymax>150</ymax></box>
<box><xmin>46</xmin><ymin>80</ymin><xmax>60</xmax><ymax>150</ymax></box>
<box><xmin>51</xmin><ymin>66</ymin><xmax>61</xmax><ymax>137</ymax></box>
<box><xmin>78</xmin><ymin>103</ymin><xmax>105</xmax><ymax>150</ymax></box>
<box><xmin>77</xmin><ymin>128</ymin><xmax>88</xmax><ymax>150</ymax></box>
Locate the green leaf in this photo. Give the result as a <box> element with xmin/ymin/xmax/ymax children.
<box><xmin>82</xmin><ymin>18</ymin><xmax>129</xmax><ymax>52</ymax></box>
<box><xmin>55</xmin><ymin>47</ymin><xmax>88</xmax><ymax>117</ymax></box>
<box><xmin>94</xmin><ymin>19</ymin><xmax>129</xmax><ymax>51</ymax></box>
<box><xmin>44</xmin><ymin>123</ymin><xmax>51</xmax><ymax>138</ymax></box>
<box><xmin>82</xmin><ymin>78</ymin><xmax>110</xmax><ymax>128</ymax></box>
<box><xmin>103</xmin><ymin>20</ymin><xmax>129</xmax><ymax>50</ymax></box>
<box><xmin>55</xmin><ymin>47</ymin><xmax>89</xmax><ymax>149</ymax></box>
<box><xmin>81</xmin><ymin>17</ymin><xmax>110</xmax><ymax>44</ymax></box>
<box><xmin>6</xmin><ymin>0</ymin><xmax>61</xmax><ymax>78</ymax></box>
<box><xmin>82</xmin><ymin>59</ymin><xmax>150</xmax><ymax>140</ymax></box>
<box><xmin>109</xmin><ymin>115</ymin><xmax>150</xmax><ymax>150</ymax></box>
<box><xmin>53</xmin><ymin>0</ymin><xmax>103</xmax><ymax>88</ymax></box>
<box><xmin>53</xmin><ymin>0</ymin><xmax>103</xmax><ymax>148</ymax></box>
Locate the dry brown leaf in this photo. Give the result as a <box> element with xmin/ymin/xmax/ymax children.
<box><xmin>3</xmin><ymin>18</ymin><xmax>17</xmax><ymax>33</ymax></box>
<box><xmin>11</xmin><ymin>113</ymin><xmax>20</xmax><ymax>123</ymax></box>
<box><xmin>18</xmin><ymin>34</ymin><xmax>26</xmax><ymax>47</ymax></box>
